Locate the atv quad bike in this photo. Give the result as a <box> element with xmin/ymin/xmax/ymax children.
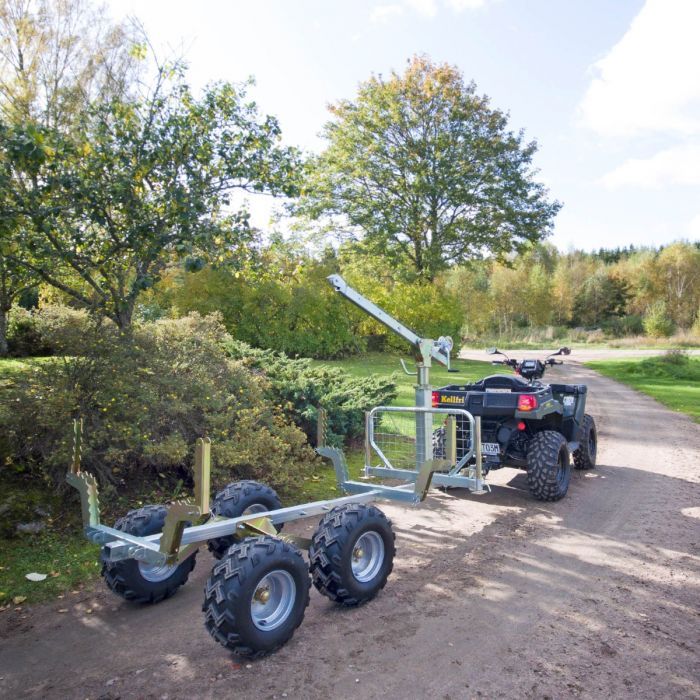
<box><xmin>432</xmin><ymin>347</ymin><xmax>597</xmax><ymax>501</ymax></box>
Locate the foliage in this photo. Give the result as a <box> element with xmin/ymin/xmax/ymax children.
<box><xmin>295</xmin><ymin>55</ymin><xmax>561</xmax><ymax>280</ymax></box>
<box><xmin>643</xmin><ymin>301</ymin><xmax>674</xmax><ymax>338</ymax></box>
<box><xmin>156</xmin><ymin>241</ymin><xmax>464</xmax><ymax>358</ymax></box>
<box><xmin>6</xmin><ymin>305</ymin><xmax>47</xmax><ymax>356</ymax></box>
<box><xmin>571</xmin><ymin>270</ymin><xmax>629</xmax><ymax>327</ymax></box>
<box><xmin>346</xmin><ymin>276</ymin><xmax>462</xmax><ymax>353</ymax></box>
<box><xmin>0</xmin><ymin>0</ymin><xmax>143</xmax><ymax>355</ymax></box>
<box><xmin>1</xmin><ymin>313</ymin><xmax>317</xmax><ymax>494</ymax></box>
<box><xmin>226</xmin><ymin>340</ymin><xmax>397</xmax><ymax>446</ymax></box>
<box><xmin>441</xmin><ymin>241</ymin><xmax>699</xmax><ymax>340</ymax></box>
<box><xmin>2</xmin><ymin>66</ymin><xmax>301</xmax><ymax>328</ymax></box>
<box><xmin>0</xmin><ymin>0</ymin><xmax>141</xmax><ymax>128</ymax></box>
<box><xmin>6</xmin><ymin>304</ymin><xmax>91</xmax><ymax>356</ymax></box>
<box><xmin>654</xmin><ymin>243</ymin><xmax>700</xmax><ymax>327</ymax></box>
<box><xmin>162</xmin><ymin>252</ymin><xmax>363</xmax><ymax>359</ymax></box>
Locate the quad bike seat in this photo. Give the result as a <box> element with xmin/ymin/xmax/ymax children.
<box><xmin>473</xmin><ymin>374</ymin><xmax>532</xmax><ymax>391</ymax></box>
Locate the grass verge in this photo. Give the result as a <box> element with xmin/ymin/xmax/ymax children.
<box><xmin>586</xmin><ymin>352</ymin><xmax>700</xmax><ymax>422</ymax></box>
<box><xmin>0</xmin><ymin>533</ymin><xmax>100</xmax><ymax>607</ymax></box>
<box><xmin>311</xmin><ymin>353</ymin><xmax>489</xmax><ymax>406</ymax></box>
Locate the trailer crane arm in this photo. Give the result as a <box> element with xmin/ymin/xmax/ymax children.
<box><xmin>326</xmin><ymin>274</ymin><xmax>454</xmax><ymax>370</ymax></box>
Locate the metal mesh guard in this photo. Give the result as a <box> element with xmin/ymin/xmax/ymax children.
<box><xmin>370</xmin><ymin>409</ymin><xmax>472</xmax><ymax>470</ymax></box>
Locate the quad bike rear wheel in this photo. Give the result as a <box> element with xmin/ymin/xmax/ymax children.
<box><xmin>526</xmin><ymin>431</ymin><xmax>571</xmax><ymax>501</ymax></box>
<box><xmin>100</xmin><ymin>504</ymin><xmax>197</xmax><ymax>604</ymax></box>
<box><xmin>573</xmin><ymin>414</ymin><xmax>597</xmax><ymax>469</ymax></box>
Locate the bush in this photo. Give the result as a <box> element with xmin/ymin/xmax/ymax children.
<box><xmin>7</xmin><ymin>305</ymin><xmax>93</xmax><ymax>357</ymax></box>
<box><xmin>2</xmin><ymin>313</ymin><xmax>318</xmax><ymax>496</ymax></box>
<box><xmin>637</xmin><ymin>350</ymin><xmax>698</xmax><ymax>380</ymax></box>
<box><xmin>226</xmin><ymin>340</ymin><xmax>397</xmax><ymax>446</ymax></box>
<box><xmin>601</xmin><ymin>314</ymin><xmax>644</xmax><ymax>338</ymax></box>
<box><xmin>643</xmin><ymin>301</ymin><xmax>674</xmax><ymax>338</ymax></box>
<box><xmin>7</xmin><ymin>307</ymin><xmax>49</xmax><ymax>357</ymax></box>
<box><xmin>164</xmin><ymin>260</ymin><xmax>364</xmax><ymax>359</ymax></box>
<box><xmin>345</xmin><ymin>277</ymin><xmax>463</xmax><ymax>353</ymax></box>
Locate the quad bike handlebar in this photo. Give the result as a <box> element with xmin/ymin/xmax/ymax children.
<box><xmin>486</xmin><ymin>346</ymin><xmax>571</xmax><ymax>382</ymax></box>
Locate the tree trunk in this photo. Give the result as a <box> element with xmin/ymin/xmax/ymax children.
<box><xmin>0</xmin><ymin>305</ymin><xmax>9</xmax><ymax>357</ymax></box>
<box><xmin>109</xmin><ymin>299</ymin><xmax>136</xmax><ymax>331</ymax></box>
<box><xmin>114</xmin><ymin>305</ymin><xmax>133</xmax><ymax>329</ymax></box>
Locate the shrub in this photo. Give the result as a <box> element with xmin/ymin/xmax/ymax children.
<box><xmin>7</xmin><ymin>305</ymin><xmax>93</xmax><ymax>357</ymax></box>
<box><xmin>7</xmin><ymin>307</ymin><xmax>49</xmax><ymax>357</ymax></box>
<box><xmin>643</xmin><ymin>301</ymin><xmax>674</xmax><ymax>338</ymax></box>
<box><xmin>344</xmin><ymin>276</ymin><xmax>463</xmax><ymax>354</ymax></box>
<box><xmin>659</xmin><ymin>348</ymin><xmax>689</xmax><ymax>366</ymax></box>
<box><xmin>226</xmin><ymin>340</ymin><xmax>397</xmax><ymax>446</ymax></box>
<box><xmin>2</xmin><ymin>313</ymin><xmax>318</xmax><ymax>496</ymax></box>
<box><xmin>601</xmin><ymin>314</ymin><xmax>644</xmax><ymax>338</ymax></box>
<box><xmin>164</xmin><ymin>260</ymin><xmax>364</xmax><ymax>359</ymax></box>
<box><xmin>637</xmin><ymin>350</ymin><xmax>697</xmax><ymax>381</ymax></box>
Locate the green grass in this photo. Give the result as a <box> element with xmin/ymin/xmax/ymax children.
<box><xmin>311</xmin><ymin>352</ymin><xmax>490</xmax><ymax>406</ymax></box>
<box><xmin>0</xmin><ymin>357</ymin><xmax>38</xmax><ymax>376</ymax></box>
<box><xmin>586</xmin><ymin>353</ymin><xmax>700</xmax><ymax>422</ymax></box>
<box><xmin>0</xmin><ymin>532</ymin><xmax>100</xmax><ymax>607</ymax></box>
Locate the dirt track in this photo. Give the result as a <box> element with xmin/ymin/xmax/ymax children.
<box><xmin>1</xmin><ymin>363</ymin><xmax>699</xmax><ymax>699</ymax></box>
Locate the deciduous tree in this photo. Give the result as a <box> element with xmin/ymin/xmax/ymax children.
<box><xmin>295</xmin><ymin>55</ymin><xmax>561</xmax><ymax>280</ymax></box>
<box><xmin>3</xmin><ymin>71</ymin><xmax>301</xmax><ymax>328</ymax></box>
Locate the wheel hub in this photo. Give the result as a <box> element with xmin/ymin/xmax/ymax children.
<box><xmin>351</xmin><ymin>532</ymin><xmax>385</xmax><ymax>583</ymax></box>
<box><xmin>250</xmin><ymin>570</ymin><xmax>296</xmax><ymax>631</ymax></box>
<box><xmin>254</xmin><ymin>587</ymin><xmax>271</xmax><ymax>604</ymax></box>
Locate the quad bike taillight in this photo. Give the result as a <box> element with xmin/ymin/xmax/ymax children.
<box><xmin>517</xmin><ymin>394</ymin><xmax>538</xmax><ymax>411</ymax></box>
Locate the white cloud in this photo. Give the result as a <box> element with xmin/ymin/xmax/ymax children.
<box><xmin>600</xmin><ymin>143</ymin><xmax>700</xmax><ymax>189</ymax></box>
<box><xmin>370</xmin><ymin>4</ymin><xmax>404</xmax><ymax>23</ymax></box>
<box><xmin>405</xmin><ymin>0</ymin><xmax>438</xmax><ymax>18</ymax></box>
<box><xmin>579</xmin><ymin>0</ymin><xmax>700</xmax><ymax>137</ymax></box>
<box><xmin>445</xmin><ymin>0</ymin><xmax>487</xmax><ymax>10</ymax></box>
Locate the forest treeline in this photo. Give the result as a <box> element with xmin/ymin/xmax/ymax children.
<box><xmin>107</xmin><ymin>238</ymin><xmax>699</xmax><ymax>359</ymax></box>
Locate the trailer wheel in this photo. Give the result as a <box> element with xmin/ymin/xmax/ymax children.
<box><xmin>100</xmin><ymin>504</ymin><xmax>197</xmax><ymax>604</ymax></box>
<box><xmin>309</xmin><ymin>503</ymin><xmax>395</xmax><ymax>606</ymax></box>
<box><xmin>573</xmin><ymin>414</ymin><xmax>597</xmax><ymax>470</ymax></box>
<box><xmin>207</xmin><ymin>480</ymin><xmax>283</xmax><ymax>559</ymax></box>
<box><xmin>203</xmin><ymin>536</ymin><xmax>310</xmax><ymax>657</ymax></box>
<box><xmin>526</xmin><ymin>431</ymin><xmax>571</xmax><ymax>501</ymax></box>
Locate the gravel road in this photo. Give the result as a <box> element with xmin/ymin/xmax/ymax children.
<box><xmin>459</xmin><ymin>346</ymin><xmax>700</xmax><ymax>362</ymax></box>
<box><xmin>1</xmin><ymin>363</ymin><xmax>699</xmax><ymax>699</ymax></box>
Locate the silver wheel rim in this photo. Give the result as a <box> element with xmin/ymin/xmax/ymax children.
<box><xmin>243</xmin><ymin>503</ymin><xmax>268</xmax><ymax>516</ymax></box>
<box><xmin>138</xmin><ymin>560</ymin><xmax>179</xmax><ymax>583</ymax></box>
<box><xmin>351</xmin><ymin>531</ymin><xmax>385</xmax><ymax>583</ymax></box>
<box><xmin>251</xmin><ymin>570</ymin><xmax>296</xmax><ymax>631</ymax></box>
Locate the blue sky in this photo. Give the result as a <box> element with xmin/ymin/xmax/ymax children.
<box><xmin>107</xmin><ymin>0</ymin><xmax>700</xmax><ymax>252</ymax></box>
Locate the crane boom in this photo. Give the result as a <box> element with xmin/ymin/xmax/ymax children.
<box><xmin>326</xmin><ymin>274</ymin><xmax>451</xmax><ymax>368</ymax></box>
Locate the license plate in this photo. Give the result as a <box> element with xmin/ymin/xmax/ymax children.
<box><xmin>482</xmin><ymin>442</ymin><xmax>500</xmax><ymax>455</ymax></box>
